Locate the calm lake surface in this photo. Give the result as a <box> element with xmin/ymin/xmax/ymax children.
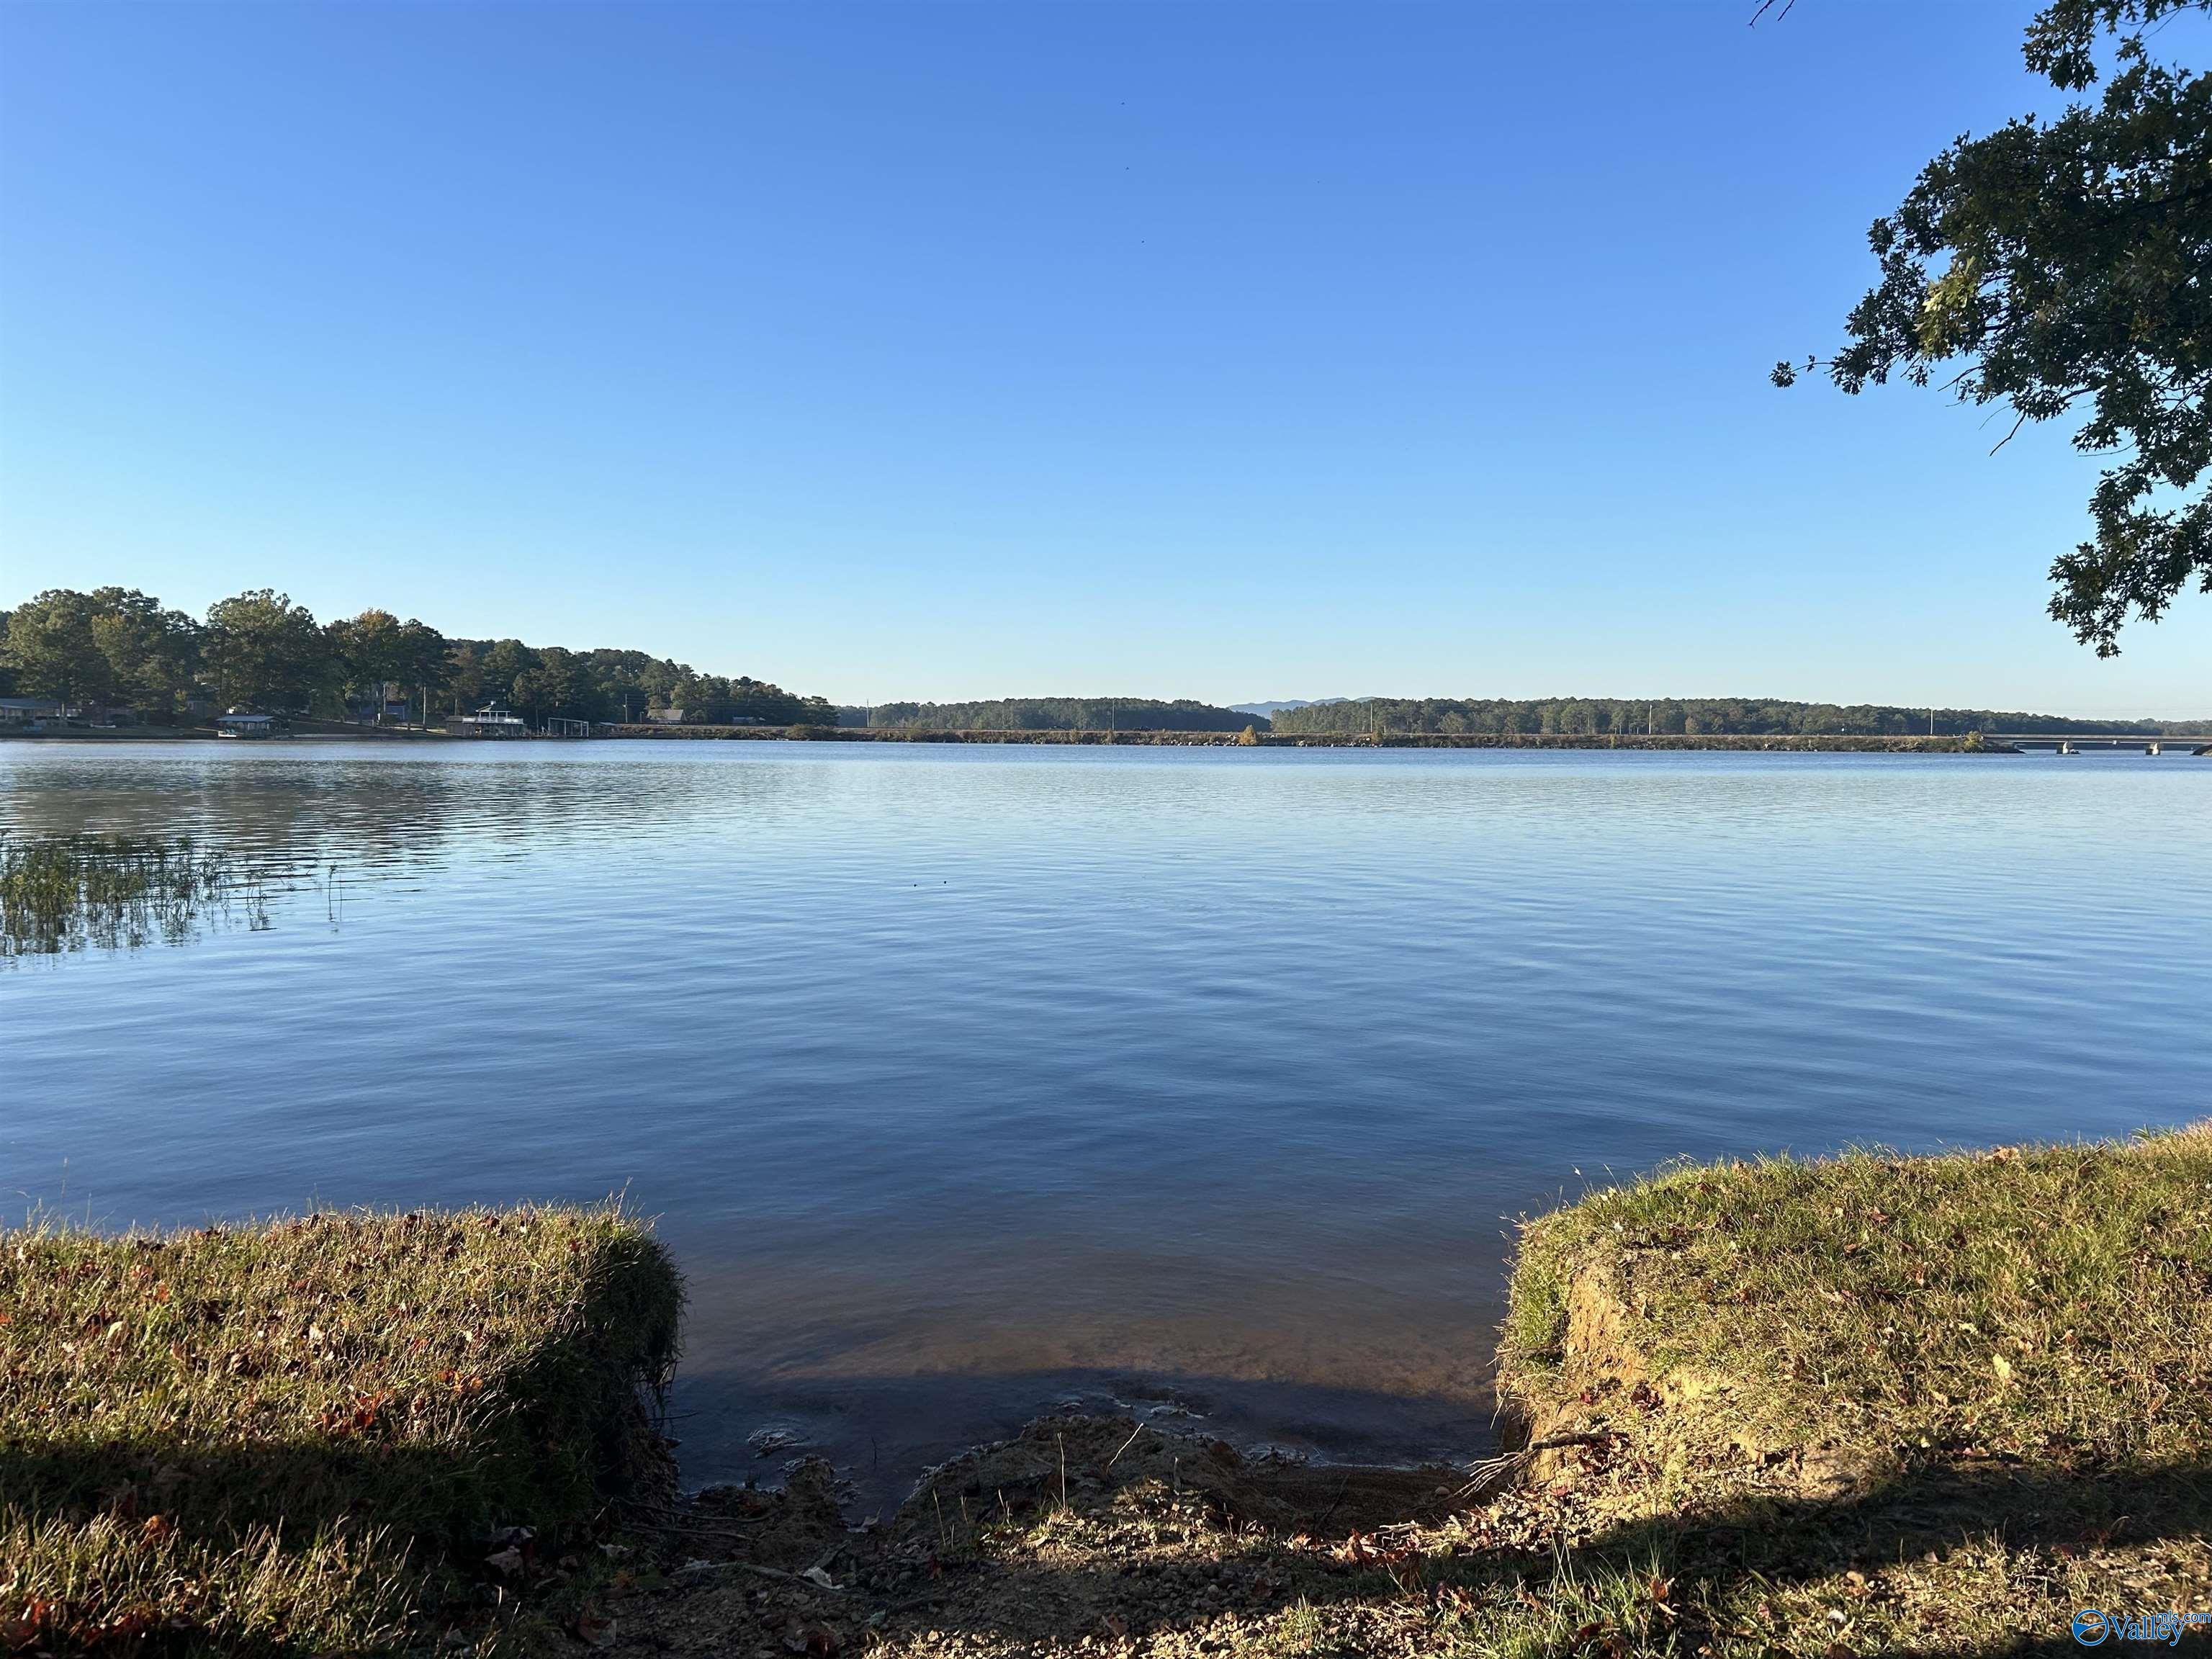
<box><xmin>5</xmin><ymin>742</ymin><xmax>2208</xmax><ymax>1507</ymax></box>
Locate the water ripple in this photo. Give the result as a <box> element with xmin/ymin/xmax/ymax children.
<box><xmin>3</xmin><ymin>742</ymin><xmax>2207</xmax><ymax>1505</ymax></box>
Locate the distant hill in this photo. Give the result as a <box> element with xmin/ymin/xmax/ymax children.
<box><xmin>1228</xmin><ymin>698</ymin><xmax>1352</xmax><ymax>718</ymax></box>
<box><xmin>862</xmin><ymin>698</ymin><xmax>1262</xmax><ymax>733</ymax></box>
<box><xmin>1269</xmin><ymin>697</ymin><xmax>2212</xmax><ymax>738</ymax></box>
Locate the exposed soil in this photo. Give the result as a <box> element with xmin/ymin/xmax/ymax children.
<box><xmin>588</xmin><ymin>1415</ymin><xmax>1470</xmax><ymax>1659</ymax></box>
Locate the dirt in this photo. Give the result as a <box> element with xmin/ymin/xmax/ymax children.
<box><xmin>587</xmin><ymin>1415</ymin><xmax>1467</xmax><ymax>1659</ymax></box>
<box><xmin>563</xmin><ymin>1378</ymin><xmax>2212</xmax><ymax>1659</ymax></box>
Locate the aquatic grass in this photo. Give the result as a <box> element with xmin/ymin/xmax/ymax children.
<box><xmin>0</xmin><ymin>833</ymin><xmax>243</xmax><ymax>957</ymax></box>
<box><xmin>0</xmin><ymin>1206</ymin><xmax>682</xmax><ymax>1655</ymax></box>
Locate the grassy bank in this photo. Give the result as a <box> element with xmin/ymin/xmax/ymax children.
<box><xmin>599</xmin><ymin>1125</ymin><xmax>2212</xmax><ymax>1659</ymax></box>
<box><xmin>1487</xmin><ymin>1125</ymin><xmax>2212</xmax><ymax>1653</ymax></box>
<box><xmin>11</xmin><ymin>1133</ymin><xmax>2205</xmax><ymax>1657</ymax></box>
<box><xmin>0</xmin><ymin>1208</ymin><xmax>680</xmax><ymax>1655</ymax></box>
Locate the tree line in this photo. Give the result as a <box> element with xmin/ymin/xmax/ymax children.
<box><xmin>859</xmin><ymin>698</ymin><xmax>1262</xmax><ymax>732</ymax></box>
<box><xmin>1268</xmin><ymin>697</ymin><xmax>2207</xmax><ymax>738</ymax></box>
<box><xmin>0</xmin><ymin>588</ymin><xmax>831</xmax><ymax>728</ymax></box>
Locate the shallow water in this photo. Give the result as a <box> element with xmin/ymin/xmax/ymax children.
<box><xmin>4</xmin><ymin>742</ymin><xmax>2207</xmax><ymax>1509</ymax></box>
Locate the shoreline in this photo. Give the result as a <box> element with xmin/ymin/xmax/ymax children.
<box><xmin>610</xmin><ymin>726</ymin><xmax>2019</xmax><ymax>751</ymax></box>
<box><xmin>12</xmin><ymin>724</ymin><xmax>2209</xmax><ymax>752</ymax></box>
<box><xmin>9</xmin><ymin>1125</ymin><xmax>2208</xmax><ymax>1655</ymax></box>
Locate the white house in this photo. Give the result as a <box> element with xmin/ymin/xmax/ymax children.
<box><xmin>450</xmin><ymin>701</ymin><xmax>529</xmax><ymax>738</ymax></box>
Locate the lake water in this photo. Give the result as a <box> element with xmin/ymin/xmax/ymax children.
<box><xmin>4</xmin><ymin>742</ymin><xmax>2208</xmax><ymax>1509</ymax></box>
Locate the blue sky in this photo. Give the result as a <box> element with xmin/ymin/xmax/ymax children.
<box><xmin>1</xmin><ymin>1</ymin><xmax>2205</xmax><ymax>714</ymax></box>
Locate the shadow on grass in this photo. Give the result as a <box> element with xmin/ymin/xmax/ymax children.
<box><xmin>0</xmin><ymin>1217</ymin><xmax>679</xmax><ymax>1656</ymax></box>
<box><xmin>0</xmin><ymin>1424</ymin><xmax>667</xmax><ymax>1658</ymax></box>
<box><xmin>1</xmin><ymin>1433</ymin><xmax>601</xmax><ymax>1547</ymax></box>
<box><xmin>805</xmin><ymin>1430</ymin><xmax>2212</xmax><ymax>1655</ymax></box>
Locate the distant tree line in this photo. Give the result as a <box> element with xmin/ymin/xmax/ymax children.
<box><xmin>0</xmin><ymin>588</ymin><xmax>829</xmax><ymax>727</ymax></box>
<box><xmin>859</xmin><ymin>698</ymin><xmax>1262</xmax><ymax>733</ymax></box>
<box><xmin>1268</xmin><ymin>698</ymin><xmax>2208</xmax><ymax>737</ymax></box>
<box><xmin>439</xmin><ymin>639</ymin><xmax>830</xmax><ymax>727</ymax></box>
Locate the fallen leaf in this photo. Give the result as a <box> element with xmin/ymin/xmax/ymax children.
<box><xmin>572</xmin><ymin>1605</ymin><xmax>616</xmax><ymax>1650</ymax></box>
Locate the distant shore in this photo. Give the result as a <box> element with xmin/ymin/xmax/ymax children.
<box><xmin>8</xmin><ymin>724</ymin><xmax>2209</xmax><ymax>754</ymax></box>
<box><xmin>613</xmin><ymin>727</ymin><xmax>2018</xmax><ymax>751</ymax></box>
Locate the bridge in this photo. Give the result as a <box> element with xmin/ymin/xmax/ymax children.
<box><xmin>1990</xmin><ymin>734</ymin><xmax>2212</xmax><ymax>755</ymax></box>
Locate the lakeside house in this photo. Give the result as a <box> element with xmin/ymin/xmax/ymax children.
<box><xmin>2</xmin><ymin>699</ymin><xmax>160</xmax><ymax>731</ymax></box>
<box><xmin>0</xmin><ymin>696</ymin><xmax>63</xmax><ymax>729</ymax></box>
<box><xmin>449</xmin><ymin>699</ymin><xmax>529</xmax><ymax>738</ymax></box>
<box><xmin>349</xmin><ymin>683</ymin><xmax>417</xmax><ymax>724</ymax></box>
<box><xmin>640</xmin><ymin>708</ymin><xmax>767</xmax><ymax>727</ymax></box>
<box><xmin>215</xmin><ymin>711</ymin><xmax>278</xmax><ymax>739</ymax></box>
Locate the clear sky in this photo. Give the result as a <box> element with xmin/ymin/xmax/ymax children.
<box><xmin>1</xmin><ymin>1</ymin><xmax>2205</xmax><ymax>715</ymax></box>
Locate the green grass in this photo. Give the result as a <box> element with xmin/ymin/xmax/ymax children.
<box><xmin>1500</xmin><ymin>1125</ymin><xmax>2212</xmax><ymax>1466</ymax></box>
<box><xmin>0</xmin><ymin>1208</ymin><xmax>680</xmax><ymax>1655</ymax></box>
<box><xmin>1473</xmin><ymin>1124</ymin><xmax>2212</xmax><ymax>1655</ymax></box>
<box><xmin>1431</xmin><ymin>1547</ymin><xmax>1683</xmax><ymax>1659</ymax></box>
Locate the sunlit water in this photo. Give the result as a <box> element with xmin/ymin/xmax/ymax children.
<box><xmin>4</xmin><ymin>742</ymin><xmax>2208</xmax><ymax>1509</ymax></box>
